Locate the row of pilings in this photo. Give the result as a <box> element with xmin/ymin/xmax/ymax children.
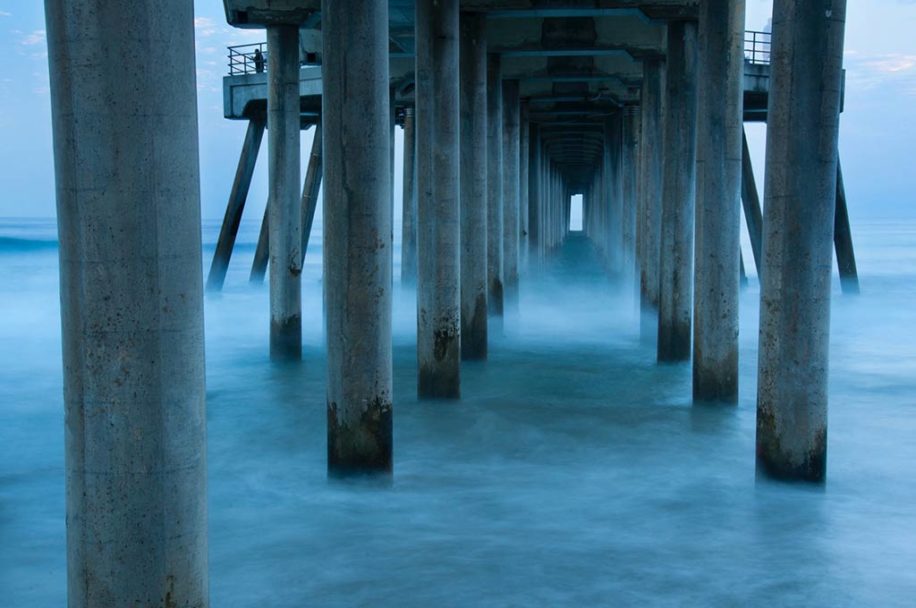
<box><xmin>44</xmin><ymin>0</ymin><xmax>847</xmax><ymax>605</ymax></box>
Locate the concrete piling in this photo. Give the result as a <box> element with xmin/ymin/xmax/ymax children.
<box><xmin>657</xmin><ymin>21</ymin><xmax>698</xmax><ymax>363</ymax></box>
<box><xmin>502</xmin><ymin>79</ymin><xmax>521</xmax><ymax>314</ymax></box>
<box><xmin>301</xmin><ymin>122</ymin><xmax>323</xmax><ymax>265</ymax></box>
<box><xmin>401</xmin><ymin>107</ymin><xmax>418</xmax><ymax>285</ymax></box>
<box><xmin>459</xmin><ymin>12</ymin><xmax>489</xmax><ymax>360</ymax></box>
<box><xmin>740</xmin><ymin>129</ymin><xmax>764</xmax><ymax>277</ymax></box>
<box><xmin>416</xmin><ymin>0</ymin><xmax>462</xmax><ymax>398</ymax></box>
<box><xmin>622</xmin><ymin>105</ymin><xmax>640</xmax><ymax>281</ymax></box>
<box><xmin>487</xmin><ymin>54</ymin><xmax>505</xmax><ymax>328</ymax></box>
<box><xmin>834</xmin><ymin>159</ymin><xmax>860</xmax><ymax>294</ymax></box>
<box><xmin>519</xmin><ymin>105</ymin><xmax>530</xmax><ymax>274</ymax></box>
<box><xmin>528</xmin><ymin>124</ymin><xmax>541</xmax><ymax>268</ymax></box>
<box><xmin>208</xmin><ymin>117</ymin><xmax>265</xmax><ymax>291</ymax></box>
<box><xmin>267</xmin><ymin>24</ymin><xmax>303</xmax><ymax>361</ymax></box>
<box><xmin>322</xmin><ymin>0</ymin><xmax>393</xmax><ymax>473</ymax></box>
<box><xmin>692</xmin><ymin>0</ymin><xmax>745</xmax><ymax>402</ymax></box>
<box><xmin>756</xmin><ymin>0</ymin><xmax>848</xmax><ymax>482</ymax></box>
<box><xmin>45</xmin><ymin>1</ymin><xmax>208</xmax><ymax>604</ymax></box>
<box><xmin>637</xmin><ymin>59</ymin><xmax>664</xmax><ymax>337</ymax></box>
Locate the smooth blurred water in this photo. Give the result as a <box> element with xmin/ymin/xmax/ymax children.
<box><xmin>2</xmin><ymin>218</ymin><xmax>915</xmax><ymax>606</ymax></box>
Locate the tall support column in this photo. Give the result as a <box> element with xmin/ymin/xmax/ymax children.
<box><xmin>323</xmin><ymin>0</ymin><xmax>393</xmax><ymax>473</ymax></box>
<box><xmin>528</xmin><ymin>125</ymin><xmax>541</xmax><ymax>267</ymax></box>
<box><xmin>657</xmin><ymin>21</ymin><xmax>698</xmax><ymax>363</ymax></box>
<box><xmin>401</xmin><ymin>107</ymin><xmax>418</xmax><ymax>285</ymax></box>
<box><xmin>757</xmin><ymin>0</ymin><xmax>847</xmax><ymax>482</ymax></box>
<box><xmin>486</xmin><ymin>54</ymin><xmax>505</xmax><ymax>326</ymax></box>
<box><xmin>208</xmin><ymin>117</ymin><xmax>265</xmax><ymax>291</ymax></box>
<box><xmin>45</xmin><ymin>1</ymin><xmax>208</xmax><ymax>605</ymax></box>
<box><xmin>267</xmin><ymin>25</ymin><xmax>302</xmax><ymax>361</ymax></box>
<box><xmin>638</xmin><ymin>60</ymin><xmax>665</xmax><ymax>326</ymax></box>
<box><xmin>502</xmin><ymin>79</ymin><xmax>521</xmax><ymax>314</ymax></box>
<box><xmin>459</xmin><ymin>12</ymin><xmax>488</xmax><ymax>360</ymax></box>
<box><xmin>417</xmin><ymin>0</ymin><xmax>461</xmax><ymax>398</ymax></box>
<box><xmin>622</xmin><ymin>105</ymin><xmax>640</xmax><ymax>280</ymax></box>
<box><xmin>519</xmin><ymin>105</ymin><xmax>530</xmax><ymax>274</ymax></box>
<box><xmin>693</xmin><ymin>0</ymin><xmax>745</xmax><ymax>402</ymax></box>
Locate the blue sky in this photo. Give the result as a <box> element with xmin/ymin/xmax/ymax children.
<box><xmin>0</xmin><ymin>1</ymin><xmax>913</xmax><ymax>223</ymax></box>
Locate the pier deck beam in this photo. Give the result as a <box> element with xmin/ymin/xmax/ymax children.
<box><xmin>45</xmin><ymin>1</ymin><xmax>208</xmax><ymax>604</ymax></box>
<box><xmin>502</xmin><ymin>79</ymin><xmax>521</xmax><ymax>314</ymax></box>
<box><xmin>267</xmin><ymin>24</ymin><xmax>302</xmax><ymax>361</ymax></box>
<box><xmin>459</xmin><ymin>12</ymin><xmax>489</xmax><ymax>361</ymax></box>
<box><xmin>487</xmin><ymin>54</ymin><xmax>505</xmax><ymax>328</ymax></box>
<box><xmin>323</xmin><ymin>0</ymin><xmax>393</xmax><ymax>473</ymax></box>
<box><xmin>756</xmin><ymin>0</ymin><xmax>848</xmax><ymax>482</ymax></box>
<box><xmin>417</xmin><ymin>0</ymin><xmax>461</xmax><ymax>398</ymax></box>
<box><xmin>693</xmin><ymin>0</ymin><xmax>745</xmax><ymax>402</ymax></box>
<box><xmin>657</xmin><ymin>20</ymin><xmax>698</xmax><ymax>363</ymax></box>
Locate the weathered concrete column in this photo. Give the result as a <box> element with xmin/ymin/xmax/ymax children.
<box><xmin>417</xmin><ymin>0</ymin><xmax>461</xmax><ymax>398</ymax></box>
<box><xmin>323</xmin><ymin>0</ymin><xmax>393</xmax><ymax>473</ymax></box>
<box><xmin>401</xmin><ymin>107</ymin><xmax>418</xmax><ymax>285</ymax></box>
<box><xmin>638</xmin><ymin>59</ymin><xmax>665</xmax><ymax>327</ymax></box>
<box><xmin>657</xmin><ymin>21</ymin><xmax>698</xmax><ymax>363</ymax></box>
<box><xmin>267</xmin><ymin>25</ymin><xmax>302</xmax><ymax>361</ymax></box>
<box><xmin>519</xmin><ymin>105</ymin><xmax>530</xmax><ymax>274</ymax></box>
<box><xmin>45</xmin><ymin>1</ymin><xmax>208</xmax><ymax>605</ymax></box>
<box><xmin>693</xmin><ymin>0</ymin><xmax>745</xmax><ymax>402</ymax></box>
<box><xmin>502</xmin><ymin>79</ymin><xmax>521</xmax><ymax>314</ymax></box>
<box><xmin>459</xmin><ymin>12</ymin><xmax>488</xmax><ymax>360</ymax></box>
<box><xmin>528</xmin><ymin>124</ymin><xmax>541</xmax><ymax>267</ymax></box>
<box><xmin>487</xmin><ymin>54</ymin><xmax>505</xmax><ymax>326</ymax></box>
<box><xmin>622</xmin><ymin>105</ymin><xmax>640</xmax><ymax>280</ymax></box>
<box><xmin>757</xmin><ymin>0</ymin><xmax>847</xmax><ymax>482</ymax></box>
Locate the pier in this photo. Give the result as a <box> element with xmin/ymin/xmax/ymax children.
<box><xmin>43</xmin><ymin>0</ymin><xmax>859</xmax><ymax>605</ymax></box>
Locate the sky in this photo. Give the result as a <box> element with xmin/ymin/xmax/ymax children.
<box><xmin>0</xmin><ymin>1</ymin><xmax>913</xmax><ymax>225</ymax></box>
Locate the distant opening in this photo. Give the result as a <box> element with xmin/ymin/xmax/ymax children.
<box><xmin>569</xmin><ymin>194</ymin><xmax>584</xmax><ymax>232</ymax></box>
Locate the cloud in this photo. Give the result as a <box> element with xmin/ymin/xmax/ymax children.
<box><xmin>194</xmin><ymin>17</ymin><xmax>217</xmax><ymax>38</ymax></box>
<box><xmin>844</xmin><ymin>50</ymin><xmax>916</xmax><ymax>95</ymax></box>
<box><xmin>20</xmin><ymin>30</ymin><xmax>45</xmax><ymax>46</ymax></box>
<box><xmin>0</xmin><ymin>11</ymin><xmax>12</xmax><ymax>17</ymax></box>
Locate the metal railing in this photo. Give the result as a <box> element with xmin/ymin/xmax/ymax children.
<box><xmin>227</xmin><ymin>42</ymin><xmax>322</xmax><ymax>75</ymax></box>
<box><xmin>745</xmin><ymin>30</ymin><xmax>771</xmax><ymax>66</ymax></box>
<box><xmin>228</xmin><ymin>42</ymin><xmax>267</xmax><ymax>75</ymax></box>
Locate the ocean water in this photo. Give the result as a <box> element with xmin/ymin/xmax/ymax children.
<box><xmin>1</xmin><ymin>217</ymin><xmax>915</xmax><ymax>606</ymax></box>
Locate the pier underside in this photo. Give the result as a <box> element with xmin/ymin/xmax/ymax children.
<box><xmin>42</xmin><ymin>1</ymin><xmax>862</xmax><ymax>603</ymax></box>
